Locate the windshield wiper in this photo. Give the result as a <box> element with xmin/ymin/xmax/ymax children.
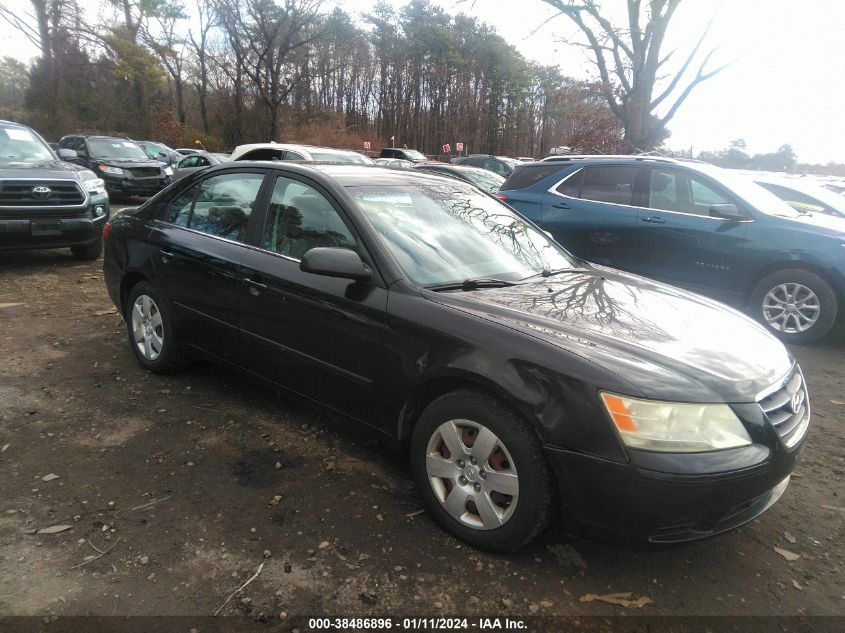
<box><xmin>425</xmin><ymin>278</ymin><xmax>518</xmax><ymax>292</ymax></box>
<box><xmin>520</xmin><ymin>267</ymin><xmax>591</xmax><ymax>281</ymax></box>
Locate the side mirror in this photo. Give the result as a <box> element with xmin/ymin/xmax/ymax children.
<box><xmin>300</xmin><ymin>247</ymin><xmax>372</xmax><ymax>282</ymax></box>
<box><xmin>709</xmin><ymin>203</ymin><xmax>745</xmax><ymax>221</ymax></box>
<box><xmin>57</xmin><ymin>148</ymin><xmax>77</xmax><ymax>159</ymax></box>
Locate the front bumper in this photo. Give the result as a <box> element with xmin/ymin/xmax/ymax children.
<box><xmin>0</xmin><ymin>201</ymin><xmax>110</xmax><ymax>250</ymax></box>
<box><xmin>545</xmin><ymin>425</ymin><xmax>805</xmax><ymax>544</ymax></box>
<box><xmin>102</xmin><ymin>174</ymin><xmax>170</xmax><ymax>197</ymax></box>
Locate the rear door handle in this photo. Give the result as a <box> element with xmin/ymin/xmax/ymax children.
<box><xmin>160</xmin><ymin>249</ymin><xmax>175</xmax><ymax>262</ymax></box>
<box><xmin>551</xmin><ymin>202</ymin><xmax>570</xmax><ymax>210</ymax></box>
<box><xmin>641</xmin><ymin>216</ymin><xmax>665</xmax><ymax>224</ymax></box>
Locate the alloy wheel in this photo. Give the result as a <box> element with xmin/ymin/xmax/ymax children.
<box><xmin>425</xmin><ymin>419</ymin><xmax>519</xmax><ymax>530</ymax></box>
<box><xmin>762</xmin><ymin>283</ymin><xmax>820</xmax><ymax>333</ymax></box>
<box><xmin>131</xmin><ymin>294</ymin><xmax>164</xmax><ymax>360</ymax></box>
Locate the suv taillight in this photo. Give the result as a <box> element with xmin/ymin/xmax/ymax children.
<box><xmin>103</xmin><ymin>222</ymin><xmax>111</xmax><ymax>242</ymax></box>
<box><xmin>496</xmin><ymin>194</ymin><xmax>508</xmax><ymax>202</ymax></box>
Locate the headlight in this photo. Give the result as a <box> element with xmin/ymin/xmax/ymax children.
<box><xmin>164</xmin><ymin>166</ymin><xmax>174</xmax><ymax>176</ymax></box>
<box><xmin>98</xmin><ymin>165</ymin><xmax>124</xmax><ymax>176</ymax></box>
<box><xmin>600</xmin><ymin>392</ymin><xmax>752</xmax><ymax>452</ymax></box>
<box><xmin>81</xmin><ymin>177</ymin><xmax>106</xmax><ymax>195</ymax></box>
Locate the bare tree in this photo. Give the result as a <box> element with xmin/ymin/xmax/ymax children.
<box><xmin>0</xmin><ymin>0</ymin><xmax>70</xmax><ymax>129</ymax></box>
<box><xmin>187</xmin><ymin>0</ymin><xmax>216</xmax><ymax>134</ymax></box>
<box><xmin>542</xmin><ymin>0</ymin><xmax>729</xmax><ymax>152</ymax></box>
<box><xmin>142</xmin><ymin>0</ymin><xmax>188</xmax><ymax>124</ymax></box>
<box><xmin>215</xmin><ymin>0</ymin><xmax>324</xmax><ymax>141</ymax></box>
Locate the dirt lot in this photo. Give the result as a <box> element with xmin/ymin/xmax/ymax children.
<box><xmin>1</xmin><ymin>240</ymin><xmax>844</xmax><ymax>623</ymax></box>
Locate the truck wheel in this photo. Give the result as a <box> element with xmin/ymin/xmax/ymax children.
<box><xmin>71</xmin><ymin>236</ymin><xmax>103</xmax><ymax>260</ymax></box>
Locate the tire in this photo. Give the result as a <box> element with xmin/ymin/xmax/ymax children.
<box><xmin>125</xmin><ymin>281</ymin><xmax>189</xmax><ymax>373</ymax></box>
<box><xmin>749</xmin><ymin>269</ymin><xmax>837</xmax><ymax>344</ymax></box>
<box><xmin>409</xmin><ymin>389</ymin><xmax>554</xmax><ymax>551</ymax></box>
<box><xmin>71</xmin><ymin>236</ymin><xmax>103</xmax><ymax>260</ymax></box>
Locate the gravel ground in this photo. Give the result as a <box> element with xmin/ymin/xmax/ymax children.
<box><xmin>0</xmin><ymin>241</ymin><xmax>843</xmax><ymax>622</ymax></box>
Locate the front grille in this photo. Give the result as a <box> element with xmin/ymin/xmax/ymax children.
<box><xmin>128</xmin><ymin>167</ymin><xmax>161</xmax><ymax>178</ymax></box>
<box><xmin>0</xmin><ymin>180</ymin><xmax>85</xmax><ymax>207</ymax></box>
<box><xmin>757</xmin><ymin>367</ymin><xmax>810</xmax><ymax>449</ymax></box>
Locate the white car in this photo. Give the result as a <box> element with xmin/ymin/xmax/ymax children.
<box><xmin>751</xmin><ymin>175</ymin><xmax>845</xmax><ymax>219</ymax></box>
<box><xmin>230</xmin><ymin>143</ymin><xmax>374</xmax><ymax>165</ymax></box>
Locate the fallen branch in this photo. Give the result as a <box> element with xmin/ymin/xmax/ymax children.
<box><xmin>215</xmin><ymin>562</ymin><xmax>265</xmax><ymax>616</ymax></box>
<box><xmin>71</xmin><ymin>537</ymin><xmax>121</xmax><ymax>569</ymax></box>
<box><xmin>115</xmin><ymin>495</ymin><xmax>171</xmax><ymax>517</ymax></box>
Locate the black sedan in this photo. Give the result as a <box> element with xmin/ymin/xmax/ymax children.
<box><xmin>103</xmin><ymin>163</ymin><xmax>808</xmax><ymax>550</ymax></box>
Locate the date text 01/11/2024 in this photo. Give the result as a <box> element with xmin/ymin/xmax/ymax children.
<box><xmin>307</xmin><ymin>617</ymin><xmax>527</xmax><ymax>630</ymax></box>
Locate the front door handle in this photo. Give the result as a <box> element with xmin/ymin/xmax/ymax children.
<box><xmin>641</xmin><ymin>216</ymin><xmax>665</xmax><ymax>224</ymax></box>
<box><xmin>160</xmin><ymin>249</ymin><xmax>175</xmax><ymax>262</ymax></box>
<box><xmin>244</xmin><ymin>277</ymin><xmax>268</xmax><ymax>294</ymax></box>
<box><xmin>551</xmin><ymin>202</ymin><xmax>570</xmax><ymax>210</ymax></box>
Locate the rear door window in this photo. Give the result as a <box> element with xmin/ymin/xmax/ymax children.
<box><xmin>579</xmin><ymin>166</ymin><xmax>637</xmax><ymax>205</ymax></box>
<box><xmin>189</xmin><ymin>173</ymin><xmax>265</xmax><ymax>242</ymax></box>
<box><xmin>164</xmin><ymin>184</ymin><xmax>199</xmax><ymax>226</ymax></box>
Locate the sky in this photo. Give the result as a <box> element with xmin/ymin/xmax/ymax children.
<box><xmin>2</xmin><ymin>0</ymin><xmax>844</xmax><ymax>163</ymax></box>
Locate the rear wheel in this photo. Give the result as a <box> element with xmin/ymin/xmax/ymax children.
<box><xmin>125</xmin><ymin>281</ymin><xmax>189</xmax><ymax>373</ymax></box>
<box><xmin>409</xmin><ymin>390</ymin><xmax>554</xmax><ymax>551</ymax></box>
<box><xmin>71</xmin><ymin>236</ymin><xmax>103</xmax><ymax>260</ymax></box>
<box><xmin>749</xmin><ymin>269</ymin><xmax>837</xmax><ymax>344</ymax></box>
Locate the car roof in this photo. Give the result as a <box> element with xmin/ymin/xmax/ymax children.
<box><xmin>64</xmin><ymin>133</ymin><xmax>134</xmax><ymax>141</ymax></box>
<box><xmin>0</xmin><ymin>119</ymin><xmax>30</xmax><ymax>129</ymax></box>
<box><xmin>225</xmin><ymin>161</ymin><xmax>472</xmax><ymax>188</ymax></box>
<box><xmin>233</xmin><ymin>142</ymin><xmax>360</xmax><ymax>154</ymax></box>
<box><xmin>417</xmin><ymin>163</ymin><xmax>501</xmax><ymax>177</ymax></box>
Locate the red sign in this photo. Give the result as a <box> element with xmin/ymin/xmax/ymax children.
<box><xmin>456</xmin><ymin>142</ymin><xmax>464</xmax><ymax>152</ymax></box>
<box><xmin>442</xmin><ymin>143</ymin><xmax>451</xmax><ymax>154</ymax></box>
<box><xmin>363</xmin><ymin>141</ymin><xmax>371</xmax><ymax>150</ymax></box>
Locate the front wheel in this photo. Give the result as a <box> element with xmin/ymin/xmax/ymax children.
<box><xmin>409</xmin><ymin>390</ymin><xmax>554</xmax><ymax>551</ymax></box>
<box><xmin>125</xmin><ymin>281</ymin><xmax>189</xmax><ymax>373</ymax></box>
<box><xmin>749</xmin><ymin>269</ymin><xmax>837</xmax><ymax>344</ymax></box>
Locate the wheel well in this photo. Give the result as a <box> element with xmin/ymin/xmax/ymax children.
<box><xmin>749</xmin><ymin>261</ymin><xmax>842</xmax><ymax>306</ymax></box>
<box><xmin>119</xmin><ymin>272</ymin><xmax>148</xmax><ymax>315</ymax></box>
<box><xmin>396</xmin><ymin>376</ymin><xmax>535</xmax><ymax>448</ymax></box>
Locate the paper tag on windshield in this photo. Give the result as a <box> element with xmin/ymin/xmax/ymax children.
<box><xmin>5</xmin><ymin>128</ymin><xmax>35</xmax><ymax>142</ymax></box>
<box><xmin>122</xmin><ymin>142</ymin><xmax>136</xmax><ymax>148</ymax></box>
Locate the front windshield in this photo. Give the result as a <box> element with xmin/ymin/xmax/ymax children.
<box><xmin>404</xmin><ymin>150</ymin><xmax>427</xmax><ymax>161</ymax></box>
<box><xmin>695</xmin><ymin>163</ymin><xmax>798</xmax><ymax>217</ymax></box>
<box><xmin>88</xmin><ymin>139</ymin><xmax>149</xmax><ymax>160</ymax></box>
<box><xmin>348</xmin><ymin>182</ymin><xmax>578</xmax><ymax>287</ymax></box>
<box><xmin>0</xmin><ymin>124</ymin><xmax>54</xmax><ymax>165</ymax></box>
<box><xmin>462</xmin><ymin>169</ymin><xmax>506</xmax><ymax>194</ymax></box>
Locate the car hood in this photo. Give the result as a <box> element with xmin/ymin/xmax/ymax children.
<box><xmin>771</xmin><ymin>209</ymin><xmax>845</xmax><ymax>234</ymax></box>
<box><xmin>0</xmin><ymin>160</ymin><xmax>88</xmax><ymax>180</ymax></box>
<box><xmin>428</xmin><ymin>267</ymin><xmax>793</xmax><ymax>403</ymax></box>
